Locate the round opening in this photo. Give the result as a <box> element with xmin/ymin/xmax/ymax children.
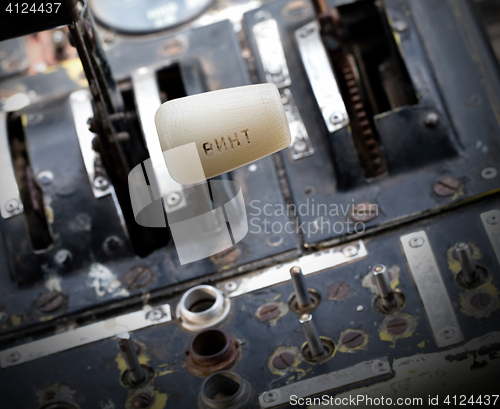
<box><xmin>373</xmin><ymin>291</ymin><xmax>406</xmax><ymax>315</ymax></box>
<box><xmin>202</xmin><ymin>372</ymin><xmax>242</xmax><ymax>402</ymax></box>
<box><xmin>185</xmin><ymin>288</ymin><xmax>217</xmax><ymax>313</ymax></box>
<box><xmin>192</xmin><ymin>329</ymin><xmax>229</xmax><ymax>357</ymax></box>
<box><xmin>288</xmin><ymin>289</ymin><xmax>321</xmax><ymax>314</ymax></box>
<box><xmin>455</xmin><ymin>266</ymin><xmax>488</xmax><ymax>289</ymax></box>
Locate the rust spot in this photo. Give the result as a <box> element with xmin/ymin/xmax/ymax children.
<box><xmin>257</xmin><ymin>303</ymin><xmax>281</xmax><ymax>321</ymax></box>
<box><xmin>272</xmin><ymin>352</ymin><xmax>295</xmax><ymax>370</ymax></box>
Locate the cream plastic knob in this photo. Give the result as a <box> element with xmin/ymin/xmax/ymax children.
<box><xmin>155</xmin><ymin>83</ymin><xmax>291</xmax><ymax>185</ymax></box>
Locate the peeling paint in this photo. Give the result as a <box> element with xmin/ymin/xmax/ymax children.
<box><xmin>87</xmin><ymin>263</ymin><xmax>129</xmax><ymax>298</ymax></box>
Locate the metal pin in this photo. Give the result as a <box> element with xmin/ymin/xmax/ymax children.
<box><xmin>372</xmin><ymin>264</ymin><xmax>397</xmax><ymax>309</ymax></box>
<box><xmin>299</xmin><ymin>313</ymin><xmax>324</xmax><ymax>357</ymax></box>
<box><xmin>455</xmin><ymin>242</ymin><xmax>478</xmax><ymax>285</ymax></box>
<box><xmin>290</xmin><ymin>266</ymin><xmax>311</xmax><ymax>309</ymax></box>
<box><xmin>117</xmin><ymin>332</ymin><xmax>145</xmax><ymax>384</ymax></box>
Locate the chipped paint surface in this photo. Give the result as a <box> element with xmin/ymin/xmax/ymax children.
<box><xmin>379</xmin><ymin>313</ymin><xmax>418</xmax><ymax>345</ymax></box>
<box><xmin>337</xmin><ymin>329</ymin><xmax>369</xmax><ymax>353</ymax></box>
<box><xmin>87</xmin><ymin>263</ymin><xmax>129</xmax><ymax>298</ymax></box>
<box><xmin>459</xmin><ymin>277</ymin><xmax>500</xmax><ymax>319</ymax></box>
<box><xmin>310</xmin><ymin>332</ymin><xmax>500</xmax><ymax>408</ymax></box>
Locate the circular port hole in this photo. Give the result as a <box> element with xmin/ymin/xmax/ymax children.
<box><xmin>198</xmin><ymin>371</ymin><xmax>252</xmax><ymax>408</ymax></box>
<box><xmin>455</xmin><ymin>266</ymin><xmax>488</xmax><ymax>289</ymax></box>
<box><xmin>185</xmin><ymin>288</ymin><xmax>217</xmax><ymax>313</ymax></box>
<box><xmin>192</xmin><ymin>329</ymin><xmax>229</xmax><ymax>358</ymax></box>
<box><xmin>302</xmin><ymin>337</ymin><xmax>335</xmax><ymax>363</ymax></box>
<box><xmin>373</xmin><ymin>290</ymin><xmax>406</xmax><ymax>315</ymax></box>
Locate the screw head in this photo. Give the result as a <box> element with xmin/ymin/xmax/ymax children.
<box><xmin>146</xmin><ymin>308</ymin><xmax>164</xmax><ymax>321</ymax></box>
<box><xmin>487</xmin><ymin>215</ymin><xmax>499</xmax><ymax>225</ymax></box>
<box><xmin>257</xmin><ymin>303</ymin><xmax>281</xmax><ymax>321</ymax></box>
<box><xmin>272</xmin><ymin>352</ymin><xmax>295</xmax><ymax>370</ymax></box>
<box><xmin>4</xmin><ymin>199</ymin><xmax>19</xmax><ymax>213</ymax></box>
<box><xmin>55</xmin><ymin>249</ymin><xmax>72</xmax><ymax>267</ymax></box>
<box><xmin>342</xmin><ymin>245</ymin><xmax>358</xmax><ymax>258</ymax></box>
<box><xmin>393</xmin><ymin>20</ymin><xmax>408</xmax><ymax>32</ymax></box>
<box><xmin>124</xmin><ymin>266</ymin><xmax>153</xmax><ymax>290</ymax></box>
<box><xmin>133</xmin><ymin>393</ymin><xmax>152</xmax><ymax>408</ymax></box>
<box><xmin>166</xmin><ymin>192</ymin><xmax>181</xmax><ymax>207</ymax></box>
<box><xmin>224</xmin><ymin>281</ymin><xmax>238</xmax><ymax>292</ymax></box>
<box><xmin>6</xmin><ymin>351</ymin><xmax>20</xmax><ymax>363</ymax></box>
<box><xmin>35</xmin><ymin>291</ymin><xmax>65</xmax><ymax>313</ymax></box>
<box><xmin>481</xmin><ymin>167</ymin><xmax>497</xmax><ymax>180</ymax></box>
<box><xmin>329</xmin><ymin>111</ymin><xmax>345</xmax><ymax>125</ymax></box>
<box><xmin>93</xmin><ymin>176</ymin><xmax>109</xmax><ymax>190</ymax></box>
<box><xmin>294</xmin><ymin>140</ymin><xmax>307</xmax><ymax>152</ymax></box>
<box><xmin>37</xmin><ymin>170</ymin><xmax>54</xmax><ymax>185</ymax></box>
<box><xmin>433</xmin><ymin>177</ymin><xmax>459</xmax><ymax>197</ymax></box>
<box><xmin>263</xmin><ymin>391</ymin><xmax>278</xmax><ymax>403</ymax></box>
<box><xmin>424</xmin><ymin>112</ymin><xmax>439</xmax><ymax>128</ymax></box>
<box><xmin>409</xmin><ymin>237</ymin><xmax>424</xmax><ymax>248</ymax></box>
<box><xmin>441</xmin><ymin>327</ymin><xmax>455</xmax><ymax>340</ymax></box>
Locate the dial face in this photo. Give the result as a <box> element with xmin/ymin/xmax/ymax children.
<box><xmin>89</xmin><ymin>0</ymin><xmax>214</xmax><ymax>34</ymax></box>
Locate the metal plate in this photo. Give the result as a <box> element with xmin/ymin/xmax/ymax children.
<box><xmin>69</xmin><ymin>89</ymin><xmax>111</xmax><ymax>199</ymax></box>
<box><xmin>253</xmin><ymin>18</ymin><xmax>291</xmax><ymax>88</ymax></box>
<box><xmin>131</xmin><ymin>68</ymin><xmax>187</xmax><ymax>213</ymax></box>
<box><xmin>221</xmin><ymin>240</ymin><xmax>367</xmax><ymax>297</ymax></box>
<box><xmin>259</xmin><ymin>357</ymin><xmax>391</xmax><ymax>408</ymax></box>
<box><xmin>400</xmin><ymin>231</ymin><xmax>464</xmax><ymax>348</ymax></box>
<box><xmin>295</xmin><ymin>20</ymin><xmax>348</xmax><ymax>133</ymax></box>
<box><xmin>281</xmin><ymin>88</ymin><xmax>315</xmax><ymax>160</ymax></box>
<box><xmin>0</xmin><ymin>304</ymin><xmax>171</xmax><ymax>368</ymax></box>
<box><xmin>0</xmin><ymin>111</ymin><xmax>23</xmax><ymax>219</ymax></box>
<box><xmin>480</xmin><ymin>209</ymin><xmax>500</xmax><ymax>266</ymax></box>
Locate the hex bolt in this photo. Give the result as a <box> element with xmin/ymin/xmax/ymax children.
<box><xmin>455</xmin><ymin>242</ymin><xmax>478</xmax><ymax>285</ymax></box>
<box><xmin>117</xmin><ymin>332</ymin><xmax>145</xmax><ymax>385</ymax></box>
<box><xmin>166</xmin><ymin>192</ymin><xmax>181</xmax><ymax>207</ymax></box>
<box><xmin>299</xmin><ymin>313</ymin><xmax>324</xmax><ymax>358</ymax></box>
<box><xmin>433</xmin><ymin>177</ymin><xmax>459</xmax><ymax>197</ymax></box>
<box><xmin>372</xmin><ymin>264</ymin><xmax>397</xmax><ymax>310</ymax></box>
<box><xmin>290</xmin><ymin>266</ymin><xmax>311</xmax><ymax>309</ymax></box>
<box><xmin>329</xmin><ymin>111</ymin><xmax>344</xmax><ymax>126</ymax></box>
<box><xmin>133</xmin><ymin>393</ymin><xmax>152</xmax><ymax>408</ymax></box>
<box><xmin>146</xmin><ymin>308</ymin><xmax>164</xmax><ymax>321</ymax></box>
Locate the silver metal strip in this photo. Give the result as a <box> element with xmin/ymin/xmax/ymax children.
<box><xmin>295</xmin><ymin>21</ymin><xmax>349</xmax><ymax>133</ymax></box>
<box><xmin>0</xmin><ymin>111</ymin><xmax>23</xmax><ymax>218</ymax></box>
<box><xmin>69</xmin><ymin>90</ymin><xmax>111</xmax><ymax>198</ymax></box>
<box><xmin>480</xmin><ymin>209</ymin><xmax>500</xmax><ymax>266</ymax></box>
<box><xmin>0</xmin><ymin>304</ymin><xmax>171</xmax><ymax>368</ymax></box>
<box><xmin>253</xmin><ymin>19</ymin><xmax>291</xmax><ymax>88</ymax></box>
<box><xmin>400</xmin><ymin>231</ymin><xmax>464</xmax><ymax>348</ymax></box>
<box><xmin>281</xmin><ymin>89</ymin><xmax>315</xmax><ymax>160</ymax></box>
<box><xmin>221</xmin><ymin>240</ymin><xmax>367</xmax><ymax>298</ymax></box>
<box><xmin>131</xmin><ymin>68</ymin><xmax>187</xmax><ymax>213</ymax></box>
<box><xmin>259</xmin><ymin>357</ymin><xmax>391</xmax><ymax>408</ymax></box>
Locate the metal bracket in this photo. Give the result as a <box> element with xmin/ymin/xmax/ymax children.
<box><xmin>295</xmin><ymin>20</ymin><xmax>349</xmax><ymax>133</ymax></box>
<box><xmin>0</xmin><ymin>303</ymin><xmax>171</xmax><ymax>368</ymax></box>
<box><xmin>253</xmin><ymin>18</ymin><xmax>291</xmax><ymax>88</ymax></box>
<box><xmin>400</xmin><ymin>231</ymin><xmax>464</xmax><ymax>348</ymax></box>
<box><xmin>480</xmin><ymin>209</ymin><xmax>500</xmax><ymax>267</ymax></box>
<box><xmin>281</xmin><ymin>88</ymin><xmax>315</xmax><ymax>160</ymax></box>
<box><xmin>220</xmin><ymin>240</ymin><xmax>367</xmax><ymax>297</ymax></box>
<box><xmin>259</xmin><ymin>357</ymin><xmax>391</xmax><ymax>408</ymax></box>
<box><xmin>131</xmin><ymin>68</ymin><xmax>187</xmax><ymax>213</ymax></box>
<box><xmin>69</xmin><ymin>89</ymin><xmax>111</xmax><ymax>199</ymax></box>
<box><xmin>0</xmin><ymin>111</ymin><xmax>23</xmax><ymax>218</ymax></box>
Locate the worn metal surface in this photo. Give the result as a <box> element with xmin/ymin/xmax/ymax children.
<box><xmin>259</xmin><ymin>357</ymin><xmax>391</xmax><ymax>408</ymax></box>
<box><xmin>0</xmin><ymin>304</ymin><xmax>171</xmax><ymax>368</ymax></box>
<box><xmin>401</xmin><ymin>231</ymin><xmax>464</xmax><ymax>348</ymax></box>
